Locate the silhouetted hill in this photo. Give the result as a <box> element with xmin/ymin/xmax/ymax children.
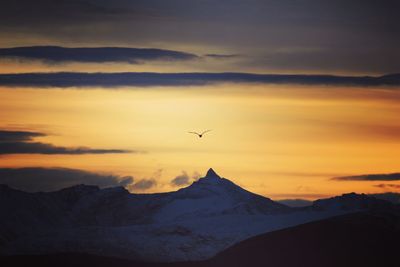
<box><xmin>210</xmin><ymin>211</ymin><xmax>400</xmax><ymax>267</ymax></box>
<box><xmin>369</xmin><ymin>192</ymin><xmax>400</xmax><ymax>204</ymax></box>
<box><xmin>277</xmin><ymin>198</ymin><xmax>312</xmax><ymax>207</ymax></box>
<box><xmin>311</xmin><ymin>192</ymin><xmax>394</xmax><ymax>211</ymax></box>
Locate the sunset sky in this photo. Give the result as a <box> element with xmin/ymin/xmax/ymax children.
<box><xmin>0</xmin><ymin>0</ymin><xmax>399</xmax><ymax>200</ymax></box>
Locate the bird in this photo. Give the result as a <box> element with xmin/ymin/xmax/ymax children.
<box><xmin>188</xmin><ymin>130</ymin><xmax>212</xmax><ymax>138</ymax></box>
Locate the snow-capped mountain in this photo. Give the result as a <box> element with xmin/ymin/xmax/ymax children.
<box><xmin>0</xmin><ymin>169</ymin><xmax>379</xmax><ymax>262</ymax></box>
<box><xmin>153</xmin><ymin>168</ymin><xmax>288</xmax><ymax>222</ymax></box>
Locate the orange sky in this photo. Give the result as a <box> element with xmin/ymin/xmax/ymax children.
<box><xmin>1</xmin><ymin>83</ymin><xmax>400</xmax><ymax>199</ymax></box>
<box><xmin>1</xmin><ymin>1</ymin><xmax>399</xmax><ymax>201</ymax></box>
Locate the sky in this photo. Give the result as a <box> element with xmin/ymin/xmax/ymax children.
<box><xmin>0</xmin><ymin>0</ymin><xmax>399</xmax><ymax>199</ymax></box>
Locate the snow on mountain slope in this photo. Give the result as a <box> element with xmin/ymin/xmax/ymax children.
<box><xmin>153</xmin><ymin>168</ymin><xmax>288</xmax><ymax>222</ymax></box>
<box><xmin>0</xmin><ymin>169</ymin><xmax>370</xmax><ymax>262</ymax></box>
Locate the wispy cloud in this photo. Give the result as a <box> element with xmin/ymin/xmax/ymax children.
<box><xmin>0</xmin><ymin>72</ymin><xmax>398</xmax><ymax>88</ymax></box>
<box><xmin>0</xmin><ymin>129</ymin><xmax>131</xmax><ymax>155</ymax></box>
<box><xmin>0</xmin><ymin>130</ymin><xmax>45</xmax><ymax>141</ymax></box>
<box><xmin>332</xmin><ymin>173</ymin><xmax>400</xmax><ymax>181</ymax></box>
<box><xmin>0</xmin><ymin>167</ymin><xmax>134</xmax><ymax>192</ymax></box>
<box><xmin>204</xmin><ymin>54</ymin><xmax>240</xmax><ymax>59</ymax></box>
<box><xmin>0</xmin><ymin>46</ymin><xmax>198</xmax><ymax>64</ymax></box>
<box><xmin>373</xmin><ymin>183</ymin><xmax>400</xmax><ymax>189</ymax></box>
<box><xmin>130</xmin><ymin>178</ymin><xmax>157</xmax><ymax>191</ymax></box>
<box><xmin>128</xmin><ymin>168</ymin><xmax>162</xmax><ymax>192</ymax></box>
<box><xmin>170</xmin><ymin>171</ymin><xmax>201</xmax><ymax>187</ymax></box>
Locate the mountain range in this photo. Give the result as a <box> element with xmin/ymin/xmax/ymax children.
<box><xmin>0</xmin><ymin>168</ymin><xmax>397</xmax><ymax>263</ymax></box>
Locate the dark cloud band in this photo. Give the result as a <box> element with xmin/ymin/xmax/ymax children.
<box><xmin>333</xmin><ymin>173</ymin><xmax>400</xmax><ymax>181</ymax></box>
<box><xmin>373</xmin><ymin>184</ymin><xmax>400</xmax><ymax>189</ymax></box>
<box><xmin>0</xmin><ymin>1</ymin><xmax>399</xmax><ymax>74</ymax></box>
<box><xmin>0</xmin><ymin>129</ymin><xmax>131</xmax><ymax>155</ymax></box>
<box><xmin>0</xmin><ymin>46</ymin><xmax>198</xmax><ymax>64</ymax></box>
<box><xmin>204</xmin><ymin>54</ymin><xmax>240</xmax><ymax>59</ymax></box>
<box><xmin>0</xmin><ymin>142</ymin><xmax>129</xmax><ymax>155</ymax></box>
<box><xmin>0</xmin><ymin>72</ymin><xmax>399</xmax><ymax>88</ymax></box>
<box><xmin>0</xmin><ymin>130</ymin><xmax>45</xmax><ymax>142</ymax></box>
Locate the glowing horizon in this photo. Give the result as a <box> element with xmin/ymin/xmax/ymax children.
<box><xmin>1</xmin><ymin>83</ymin><xmax>399</xmax><ymax>200</ymax></box>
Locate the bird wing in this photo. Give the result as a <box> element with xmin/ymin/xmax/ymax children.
<box><xmin>188</xmin><ymin>131</ymin><xmax>200</xmax><ymax>135</ymax></box>
<box><xmin>200</xmin><ymin>129</ymin><xmax>212</xmax><ymax>135</ymax></box>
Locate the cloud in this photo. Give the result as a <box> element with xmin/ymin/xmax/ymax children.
<box><xmin>171</xmin><ymin>174</ymin><xmax>190</xmax><ymax>186</ymax></box>
<box><xmin>170</xmin><ymin>171</ymin><xmax>201</xmax><ymax>187</ymax></box>
<box><xmin>0</xmin><ymin>1</ymin><xmax>399</xmax><ymax>74</ymax></box>
<box><xmin>205</xmin><ymin>54</ymin><xmax>240</xmax><ymax>59</ymax></box>
<box><xmin>0</xmin><ymin>129</ymin><xmax>131</xmax><ymax>155</ymax></box>
<box><xmin>0</xmin><ymin>167</ymin><xmax>134</xmax><ymax>192</ymax></box>
<box><xmin>118</xmin><ymin>176</ymin><xmax>134</xmax><ymax>187</ymax></box>
<box><xmin>332</xmin><ymin>173</ymin><xmax>400</xmax><ymax>181</ymax></box>
<box><xmin>0</xmin><ymin>0</ymin><xmax>131</xmax><ymax>27</ymax></box>
<box><xmin>127</xmin><ymin>168</ymin><xmax>161</xmax><ymax>192</ymax></box>
<box><xmin>0</xmin><ymin>130</ymin><xmax>45</xmax><ymax>142</ymax></box>
<box><xmin>0</xmin><ymin>72</ymin><xmax>399</xmax><ymax>88</ymax></box>
<box><xmin>0</xmin><ymin>0</ymin><xmax>400</xmax><ymax>73</ymax></box>
<box><xmin>0</xmin><ymin>142</ymin><xmax>130</xmax><ymax>155</ymax></box>
<box><xmin>130</xmin><ymin>179</ymin><xmax>157</xmax><ymax>191</ymax></box>
<box><xmin>0</xmin><ymin>46</ymin><xmax>198</xmax><ymax>64</ymax></box>
<box><xmin>373</xmin><ymin>183</ymin><xmax>400</xmax><ymax>189</ymax></box>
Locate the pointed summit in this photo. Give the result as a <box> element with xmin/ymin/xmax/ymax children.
<box><xmin>205</xmin><ymin>168</ymin><xmax>221</xmax><ymax>179</ymax></box>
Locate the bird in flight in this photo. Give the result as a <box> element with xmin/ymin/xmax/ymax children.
<box><xmin>188</xmin><ymin>130</ymin><xmax>212</xmax><ymax>138</ymax></box>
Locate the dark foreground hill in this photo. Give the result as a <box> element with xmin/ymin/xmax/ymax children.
<box><xmin>210</xmin><ymin>211</ymin><xmax>400</xmax><ymax>267</ymax></box>
<box><xmin>1</xmin><ymin>211</ymin><xmax>399</xmax><ymax>267</ymax></box>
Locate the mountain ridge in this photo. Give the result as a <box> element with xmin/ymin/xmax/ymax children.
<box><xmin>1</xmin><ymin>168</ymin><xmax>394</xmax><ymax>262</ymax></box>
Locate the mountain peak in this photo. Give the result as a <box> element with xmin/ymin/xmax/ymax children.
<box><xmin>205</xmin><ymin>168</ymin><xmax>221</xmax><ymax>179</ymax></box>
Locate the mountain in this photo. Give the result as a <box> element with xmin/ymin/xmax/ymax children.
<box><xmin>276</xmin><ymin>192</ymin><xmax>395</xmax><ymax>209</ymax></box>
<box><xmin>369</xmin><ymin>192</ymin><xmax>400</xmax><ymax>204</ymax></box>
<box><xmin>153</xmin><ymin>168</ymin><xmax>288</xmax><ymax>222</ymax></box>
<box><xmin>312</xmin><ymin>192</ymin><xmax>394</xmax><ymax>211</ymax></box>
<box><xmin>276</xmin><ymin>198</ymin><xmax>313</xmax><ymax>207</ymax></box>
<box><xmin>0</xmin><ymin>169</ymin><xmax>381</xmax><ymax>262</ymax></box>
